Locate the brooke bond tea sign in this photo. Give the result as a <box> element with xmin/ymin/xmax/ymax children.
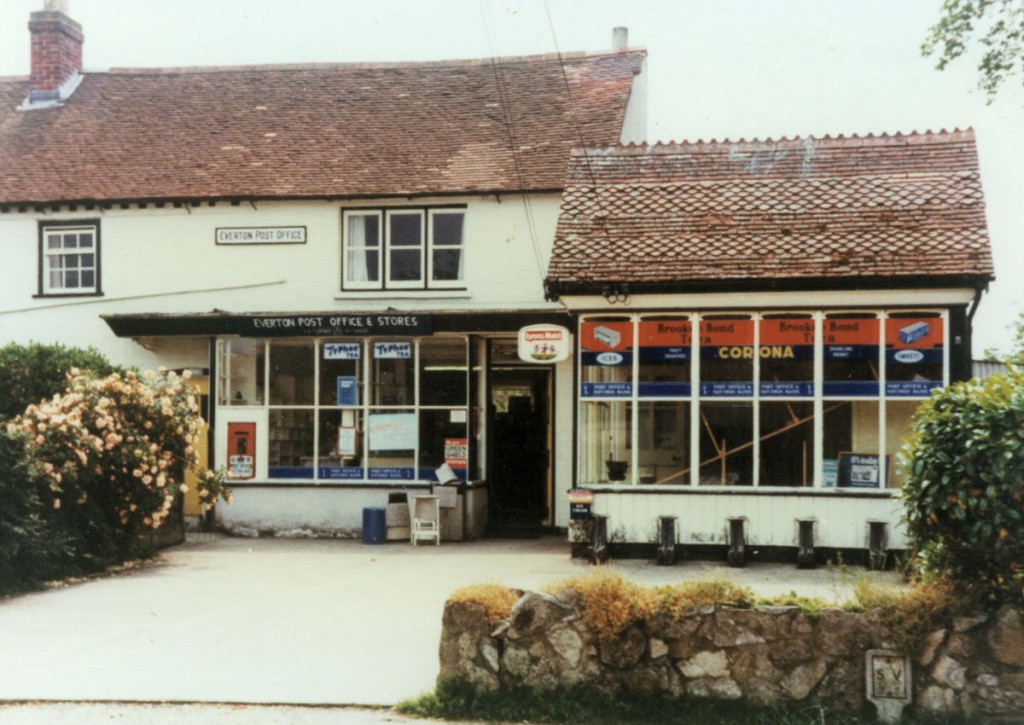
<box><xmin>518</xmin><ymin>324</ymin><xmax>571</xmax><ymax>364</ymax></box>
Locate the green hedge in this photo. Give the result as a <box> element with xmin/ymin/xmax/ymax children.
<box><xmin>901</xmin><ymin>366</ymin><xmax>1024</xmax><ymax>604</ymax></box>
<box><xmin>0</xmin><ymin>341</ymin><xmax>121</xmax><ymax>420</ymax></box>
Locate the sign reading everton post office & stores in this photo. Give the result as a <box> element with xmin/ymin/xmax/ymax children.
<box><xmin>243</xmin><ymin>313</ymin><xmax>432</xmax><ymax>338</ymax></box>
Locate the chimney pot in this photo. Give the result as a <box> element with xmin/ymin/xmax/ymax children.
<box><xmin>612</xmin><ymin>27</ymin><xmax>628</xmax><ymax>51</ymax></box>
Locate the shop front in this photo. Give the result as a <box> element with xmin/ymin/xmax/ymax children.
<box><xmin>569</xmin><ymin>305</ymin><xmax>961</xmax><ymax>558</ymax></box>
<box><xmin>545</xmin><ymin>132</ymin><xmax>993</xmax><ymax>561</ymax></box>
<box><xmin>106</xmin><ymin>310</ymin><xmax>570</xmax><ymax>536</ymax></box>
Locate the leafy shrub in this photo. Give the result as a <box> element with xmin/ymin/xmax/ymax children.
<box><xmin>900</xmin><ymin>366</ymin><xmax>1024</xmax><ymax>604</ymax></box>
<box><xmin>449</xmin><ymin>583</ymin><xmax>521</xmax><ymax>625</ymax></box>
<box><xmin>8</xmin><ymin>368</ymin><xmax>230</xmax><ymax>570</ymax></box>
<box><xmin>0</xmin><ymin>427</ymin><xmax>67</xmax><ymax>593</ymax></box>
<box><xmin>0</xmin><ymin>342</ymin><xmax>120</xmax><ymax>420</ymax></box>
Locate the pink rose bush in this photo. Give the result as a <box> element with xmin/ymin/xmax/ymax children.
<box><xmin>9</xmin><ymin>367</ymin><xmax>230</xmax><ymax>541</ymax></box>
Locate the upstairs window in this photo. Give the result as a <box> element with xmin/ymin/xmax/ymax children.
<box><xmin>39</xmin><ymin>221</ymin><xmax>100</xmax><ymax>296</ymax></box>
<box><xmin>343</xmin><ymin>208</ymin><xmax>465</xmax><ymax>290</ymax></box>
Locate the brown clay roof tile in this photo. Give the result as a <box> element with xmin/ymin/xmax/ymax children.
<box><xmin>546</xmin><ymin>131</ymin><xmax>994</xmax><ymax>289</ymax></box>
<box><xmin>0</xmin><ymin>50</ymin><xmax>645</xmax><ymax>204</ymax></box>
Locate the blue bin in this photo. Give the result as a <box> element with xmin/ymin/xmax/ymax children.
<box><xmin>362</xmin><ymin>506</ymin><xmax>386</xmax><ymax>544</ymax></box>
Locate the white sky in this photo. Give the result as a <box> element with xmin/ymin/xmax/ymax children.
<box><xmin>1</xmin><ymin>0</ymin><xmax>1020</xmax><ymax>356</ymax></box>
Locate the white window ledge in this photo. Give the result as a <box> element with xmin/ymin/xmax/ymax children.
<box><xmin>335</xmin><ymin>291</ymin><xmax>471</xmax><ymax>301</ymax></box>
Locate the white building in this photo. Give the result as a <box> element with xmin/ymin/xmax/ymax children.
<box><xmin>0</xmin><ymin>4</ymin><xmax>994</xmax><ymax>563</ymax></box>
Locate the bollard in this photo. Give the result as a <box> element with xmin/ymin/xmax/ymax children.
<box><xmin>588</xmin><ymin>515</ymin><xmax>609</xmax><ymax>565</ymax></box>
<box><xmin>868</xmin><ymin>521</ymin><xmax>888</xmax><ymax>570</ymax></box>
<box><xmin>656</xmin><ymin>516</ymin><xmax>677</xmax><ymax>566</ymax></box>
<box><xmin>797</xmin><ymin>519</ymin><xmax>816</xmax><ymax>569</ymax></box>
<box><xmin>727</xmin><ymin>517</ymin><xmax>746</xmax><ymax>568</ymax></box>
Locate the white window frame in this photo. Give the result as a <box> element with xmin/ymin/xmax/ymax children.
<box><xmin>342</xmin><ymin>207</ymin><xmax>466</xmax><ymax>291</ymax></box>
<box><xmin>39</xmin><ymin>221</ymin><xmax>100</xmax><ymax>296</ymax></box>
<box><xmin>427</xmin><ymin>209</ymin><xmax>466</xmax><ymax>289</ymax></box>
<box><xmin>385</xmin><ymin>210</ymin><xmax>426</xmax><ymax>290</ymax></box>
<box><xmin>342</xmin><ymin>211</ymin><xmax>383</xmax><ymax>290</ymax></box>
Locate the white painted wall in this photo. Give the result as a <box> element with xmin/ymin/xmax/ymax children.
<box><xmin>0</xmin><ymin>193</ymin><xmax>564</xmax><ymax>371</ymax></box>
<box><xmin>591</xmin><ymin>488</ymin><xmax>908</xmax><ymax>550</ymax></box>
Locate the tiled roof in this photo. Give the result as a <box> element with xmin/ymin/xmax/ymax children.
<box><xmin>0</xmin><ymin>50</ymin><xmax>644</xmax><ymax>204</ymax></box>
<box><xmin>546</xmin><ymin>130</ymin><xmax>994</xmax><ymax>291</ymax></box>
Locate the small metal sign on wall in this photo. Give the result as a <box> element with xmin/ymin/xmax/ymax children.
<box><xmin>215</xmin><ymin>226</ymin><xmax>307</xmax><ymax>245</ymax></box>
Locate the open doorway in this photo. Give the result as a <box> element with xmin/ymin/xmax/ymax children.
<box><xmin>487</xmin><ymin>359</ymin><xmax>552</xmax><ymax>535</ymax></box>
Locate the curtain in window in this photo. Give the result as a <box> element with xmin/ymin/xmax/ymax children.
<box><xmin>346</xmin><ymin>216</ymin><xmax>370</xmax><ymax>283</ymax></box>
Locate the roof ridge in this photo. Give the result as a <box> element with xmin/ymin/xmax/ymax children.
<box><xmin>572</xmin><ymin>128</ymin><xmax>976</xmax><ymax>155</ymax></box>
<box><xmin>99</xmin><ymin>48</ymin><xmax>648</xmax><ymax>76</ymax></box>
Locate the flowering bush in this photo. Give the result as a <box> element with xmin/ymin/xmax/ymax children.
<box><xmin>9</xmin><ymin>368</ymin><xmax>230</xmax><ymax>565</ymax></box>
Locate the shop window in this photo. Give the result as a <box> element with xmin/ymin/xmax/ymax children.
<box><xmin>218</xmin><ymin>339</ymin><xmax>265</xmax><ymax>406</ymax></box>
<box><xmin>580</xmin><ymin>318</ymin><xmax>633</xmax><ymax>398</ymax></box>
<box><xmin>885</xmin><ymin>312</ymin><xmax>944</xmax><ymax>397</ymax></box>
<box><xmin>698</xmin><ymin>401</ymin><xmax>753</xmax><ymax>486</ymax></box>
<box><xmin>418</xmin><ymin>409</ymin><xmax>468</xmax><ymax>479</ymax></box>
<box><xmin>699</xmin><ymin>315</ymin><xmax>754</xmax><ymax>397</ymax></box>
<box><xmin>269</xmin><ymin>341</ymin><xmax>315</xmax><ymax>406</ymax></box>
<box><xmin>759</xmin><ymin>314</ymin><xmax>814</xmax><ymax>397</ymax></box>
<box><xmin>319</xmin><ymin>340</ymin><xmax>361</xmax><ymax>407</ymax></box>
<box><xmin>885</xmin><ymin>401</ymin><xmax>919</xmax><ymax>487</ymax></box>
<box><xmin>823</xmin><ymin>400</ymin><xmax>880</xmax><ymax>487</ymax></box>
<box><xmin>759</xmin><ymin>401</ymin><xmax>815</xmax><ymax>486</ymax></box>
<box><xmin>638</xmin><ymin>316</ymin><xmax>691</xmax><ymax>397</ymax></box>
<box><xmin>269</xmin><ymin>409</ymin><xmax>315</xmax><ymax>479</ymax></box>
<box><xmin>39</xmin><ymin>220</ymin><xmax>100</xmax><ymax>296</ymax></box>
<box><xmin>824</xmin><ymin>313</ymin><xmax>880</xmax><ymax>397</ymax></box>
<box><xmin>580</xmin><ymin>400</ymin><xmax>631</xmax><ymax>482</ymax></box>
<box><xmin>342</xmin><ymin>208</ymin><xmax>466</xmax><ymax>290</ymax></box>
<box><xmin>636</xmin><ymin>400</ymin><xmax>689</xmax><ymax>484</ymax></box>
<box><xmin>367</xmin><ymin>410</ymin><xmax>416</xmax><ymax>480</ymax></box>
<box><xmin>372</xmin><ymin>341</ymin><xmax>414</xmax><ymax>405</ymax></box>
<box><xmin>419</xmin><ymin>338</ymin><xmax>468</xmax><ymax>406</ymax></box>
<box><xmin>318</xmin><ymin>409</ymin><xmax>363</xmax><ymax>480</ymax></box>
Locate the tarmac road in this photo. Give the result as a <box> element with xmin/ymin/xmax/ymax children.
<box><xmin>0</xmin><ymin>532</ymin><xmax>898</xmax><ymax>718</ymax></box>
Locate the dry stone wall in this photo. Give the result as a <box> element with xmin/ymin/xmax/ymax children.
<box><xmin>439</xmin><ymin>590</ymin><xmax>1024</xmax><ymax>721</ymax></box>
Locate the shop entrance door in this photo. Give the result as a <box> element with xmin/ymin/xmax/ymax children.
<box><xmin>487</xmin><ymin>365</ymin><xmax>552</xmax><ymax>534</ymax></box>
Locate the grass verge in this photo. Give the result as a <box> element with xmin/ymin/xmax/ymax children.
<box><xmin>397</xmin><ymin>680</ymin><xmax>874</xmax><ymax>724</ymax></box>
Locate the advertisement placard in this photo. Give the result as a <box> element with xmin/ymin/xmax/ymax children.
<box><xmin>444</xmin><ymin>438</ymin><xmax>469</xmax><ymax>468</ymax></box>
<box><xmin>518</xmin><ymin>324</ymin><xmax>571</xmax><ymax>363</ymax></box>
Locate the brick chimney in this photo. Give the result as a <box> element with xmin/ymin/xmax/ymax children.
<box><xmin>28</xmin><ymin>0</ymin><xmax>83</xmax><ymax>104</ymax></box>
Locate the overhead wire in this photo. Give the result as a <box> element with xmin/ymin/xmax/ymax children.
<box><xmin>477</xmin><ymin>0</ymin><xmax>548</xmax><ymax>282</ymax></box>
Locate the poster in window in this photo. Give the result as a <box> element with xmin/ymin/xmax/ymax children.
<box><xmin>638</xmin><ymin>320</ymin><xmax>691</xmax><ymax>397</ymax></box>
<box><xmin>837</xmin><ymin>453</ymin><xmax>891</xmax><ymax>489</ymax></box>
<box><xmin>699</xmin><ymin>318</ymin><xmax>754</xmax><ymax>397</ymax></box>
<box><xmin>338</xmin><ymin>427</ymin><xmax>358</xmax><ymax>456</ymax></box>
<box><xmin>373</xmin><ymin>341</ymin><xmax>412</xmax><ymax>359</ymax></box>
<box><xmin>444</xmin><ymin>438</ymin><xmax>469</xmax><ymax>468</ymax></box>
<box><xmin>336</xmin><ymin>376</ymin><xmax>358</xmax><ymax>406</ymax></box>
<box><xmin>823</xmin><ymin>317</ymin><xmax>880</xmax><ymax>397</ymax></box>
<box><xmin>759</xmin><ymin>317</ymin><xmax>815</xmax><ymax>397</ymax></box>
<box><xmin>368</xmin><ymin>412</ymin><xmax>416</xmax><ymax>451</ymax></box>
<box><xmin>580</xmin><ymin>321</ymin><xmax>633</xmax><ymax>398</ymax></box>
<box><xmin>884</xmin><ymin>317</ymin><xmax>944</xmax><ymax>397</ymax></box>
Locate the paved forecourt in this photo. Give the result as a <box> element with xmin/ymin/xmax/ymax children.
<box><xmin>0</xmin><ymin>533</ymin><xmax>895</xmax><ymax>706</ymax></box>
